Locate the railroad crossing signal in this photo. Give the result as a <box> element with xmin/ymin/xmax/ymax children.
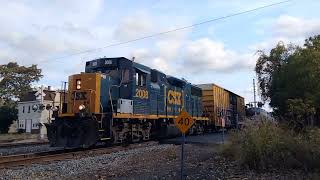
<box><xmin>175</xmin><ymin>110</ymin><xmax>194</xmax><ymax>134</ymax></box>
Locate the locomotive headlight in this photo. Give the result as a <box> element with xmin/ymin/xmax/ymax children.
<box><xmin>79</xmin><ymin>104</ymin><xmax>86</xmax><ymax>111</ymax></box>
<box><xmin>76</xmin><ymin>79</ymin><xmax>81</xmax><ymax>90</ymax></box>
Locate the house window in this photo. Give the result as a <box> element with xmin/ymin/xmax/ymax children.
<box><xmin>32</xmin><ymin>122</ymin><xmax>38</xmax><ymax>129</ymax></box>
<box><xmin>28</xmin><ymin>106</ymin><xmax>31</xmax><ymax>113</ymax></box>
<box><xmin>22</xmin><ymin>106</ymin><xmax>25</xmax><ymax>113</ymax></box>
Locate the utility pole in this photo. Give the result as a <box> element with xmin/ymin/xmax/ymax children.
<box><xmin>40</xmin><ymin>85</ymin><xmax>45</xmax><ymax>139</ymax></box>
<box><xmin>40</xmin><ymin>85</ymin><xmax>44</xmax><ymax>105</ymax></box>
<box><xmin>253</xmin><ymin>79</ymin><xmax>257</xmax><ymax>117</ymax></box>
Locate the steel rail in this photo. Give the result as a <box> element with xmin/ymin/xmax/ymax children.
<box><xmin>0</xmin><ymin>141</ymin><xmax>49</xmax><ymax>149</ymax></box>
<box><xmin>0</xmin><ymin>141</ymin><xmax>157</xmax><ymax>169</ymax></box>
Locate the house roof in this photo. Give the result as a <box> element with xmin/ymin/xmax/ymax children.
<box><xmin>20</xmin><ymin>90</ymin><xmax>57</xmax><ymax>102</ymax></box>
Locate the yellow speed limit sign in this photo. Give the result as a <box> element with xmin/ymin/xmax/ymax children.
<box><xmin>175</xmin><ymin>110</ymin><xmax>194</xmax><ymax>133</ymax></box>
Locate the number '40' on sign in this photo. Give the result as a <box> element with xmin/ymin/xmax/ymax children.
<box><xmin>175</xmin><ymin>110</ymin><xmax>194</xmax><ymax>134</ymax></box>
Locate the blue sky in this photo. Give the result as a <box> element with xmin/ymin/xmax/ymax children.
<box><xmin>0</xmin><ymin>0</ymin><xmax>319</xmax><ymax>108</ymax></box>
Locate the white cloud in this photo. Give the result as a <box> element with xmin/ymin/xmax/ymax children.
<box><xmin>114</xmin><ymin>14</ymin><xmax>154</xmax><ymax>41</ymax></box>
<box><xmin>0</xmin><ymin>0</ymin><xmax>107</xmax><ymax>65</ymax></box>
<box><xmin>154</xmin><ymin>40</ymin><xmax>181</xmax><ymax>60</ymax></box>
<box><xmin>129</xmin><ymin>37</ymin><xmax>257</xmax><ymax>77</ymax></box>
<box><xmin>273</xmin><ymin>15</ymin><xmax>320</xmax><ymax>38</ymax></box>
<box><xmin>252</xmin><ymin>15</ymin><xmax>320</xmax><ymax>51</ymax></box>
<box><xmin>130</xmin><ymin>48</ymin><xmax>151</xmax><ymax>60</ymax></box>
<box><xmin>152</xmin><ymin>57</ymin><xmax>171</xmax><ymax>73</ymax></box>
<box><xmin>130</xmin><ymin>49</ymin><xmax>173</xmax><ymax>74</ymax></box>
<box><xmin>249</xmin><ymin>36</ymin><xmax>293</xmax><ymax>51</ymax></box>
<box><xmin>182</xmin><ymin>38</ymin><xmax>256</xmax><ymax>73</ymax></box>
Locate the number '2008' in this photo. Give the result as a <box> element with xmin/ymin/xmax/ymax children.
<box><xmin>136</xmin><ymin>89</ymin><xmax>148</xmax><ymax>99</ymax></box>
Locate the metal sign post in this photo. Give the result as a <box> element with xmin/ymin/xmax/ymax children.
<box><xmin>222</xmin><ymin>127</ymin><xmax>225</xmax><ymax>144</ymax></box>
<box><xmin>221</xmin><ymin>117</ymin><xmax>225</xmax><ymax>144</ymax></box>
<box><xmin>175</xmin><ymin>110</ymin><xmax>194</xmax><ymax>180</ymax></box>
<box><xmin>180</xmin><ymin>133</ymin><xmax>185</xmax><ymax>180</ymax></box>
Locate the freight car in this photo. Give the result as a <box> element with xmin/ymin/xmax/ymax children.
<box><xmin>197</xmin><ymin>84</ymin><xmax>245</xmax><ymax>129</ymax></box>
<box><xmin>46</xmin><ymin>57</ymin><xmax>209</xmax><ymax>148</ymax></box>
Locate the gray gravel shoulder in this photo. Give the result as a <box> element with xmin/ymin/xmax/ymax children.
<box><xmin>0</xmin><ymin>143</ymin><xmax>316</xmax><ymax>180</ymax></box>
<box><xmin>0</xmin><ymin>144</ymin><xmax>174</xmax><ymax>180</ymax></box>
<box><xmin>0</xmin><ymin>144</ymin><xmax>61</xmax><ymax>156</ymax></box>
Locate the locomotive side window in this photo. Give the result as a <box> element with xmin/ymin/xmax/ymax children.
<box><xmin>136</xmin><ymin>72</ymin><xmax>139</xmax><ymax>86</ymax></box>
<box><xmin>140</xmin><ymin>75</ymin><xmax>145</xmax><ymax>86</ymax></box>
<box><xmin>122</xmin><ymin>69</ymin><xmax>130</xmax><ymax>83</ymax></box>
<box><xmin>135</xmin><ymin>71</ymin><xmax>146</xmax><ymax>87</ymax></box>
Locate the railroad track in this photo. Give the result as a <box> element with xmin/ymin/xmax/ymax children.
<box><xmin>0</xmin><ymin>141</ymin><xmax>158</xmax><ymax>169</ymax></box>
<box><xmin>0</xmin><ymin>141</ymin><xmax>48</xmax><ymax>148</ymax></box>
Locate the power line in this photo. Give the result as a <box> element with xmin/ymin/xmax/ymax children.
<box><xmin>39</xmin><ymin>0</ymin><xmax>292</xmax><ymax>64</ymax></box>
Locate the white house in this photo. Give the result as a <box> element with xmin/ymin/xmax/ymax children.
<box><xmin>18</xmin><ymin>87</ymin><xmax>62</xmax><ymax>137</ymax></box>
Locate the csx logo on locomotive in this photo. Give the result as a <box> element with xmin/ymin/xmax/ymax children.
<box><xmin>71</xmin><ymin>92</ymin><xmax>87</xmax><ymax>100</ymax></box>
<box><xmin>167</xmin><ymin>90</ymin><xmax>182</xmax><ymax>105</ymax></box>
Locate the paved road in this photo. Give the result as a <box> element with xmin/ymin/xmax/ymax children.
<box><xmin>161</xmin><ymin>132</ymin><xmax>229</xmax><ymax>145</ymax></box>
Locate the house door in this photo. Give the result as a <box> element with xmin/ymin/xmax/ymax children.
<box><xmin>26</xmin><ymin>119</ymin><xmax>32</xmax><ymax>133</ymax></box>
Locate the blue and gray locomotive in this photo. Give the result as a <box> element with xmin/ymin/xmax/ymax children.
<box><xmin>46</xmin><ymin>57</ymin><xmax>208</xmax><ymax>148</ymax></box>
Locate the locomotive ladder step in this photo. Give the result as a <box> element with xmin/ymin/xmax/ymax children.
<box><xmin>98</xmin><ymin>129</ymin><xmax>105</xmax><ymax>132</ymax></box>
<box><xmin>100</xmin><ymin>137</ymin><xmax>111</xmax><ymax>141</ymax></box>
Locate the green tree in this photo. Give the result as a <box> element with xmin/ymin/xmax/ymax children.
<box><xmin>256</xmin><ymin>35</ymin><xmax>320</xmax><ymax>127</ymax></box>
<box><xmin>0</xmin><ymin>62</ymin><xmax>42</xmax><ymax>101</ymax></box>
<box><xmin>0</xmin><ymin>62</ymin><xmax>42</xmax><ymax>133</ymax></box>
<box><xmin>0</xmin><ymin>101</ymin><xmax>18</xmax><ymax>133</ymax></box>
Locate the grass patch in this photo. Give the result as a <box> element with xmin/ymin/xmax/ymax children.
<box><xmin>221</xmin><ymin>121</ymin><xmax>320</xmax><ymax>171</ymax></box>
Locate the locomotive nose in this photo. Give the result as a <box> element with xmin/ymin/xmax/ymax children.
<box><xmin>46</xmin><ymin>117</ymin><xmax>99</xmax><ymax>148</ymax></box>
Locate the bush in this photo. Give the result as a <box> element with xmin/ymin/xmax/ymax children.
<box><xmin>0</xmin><ymin>104</ymin><xmax>17</xmax><ymax>133</ymax></box>
<box><xmin>221</xmin><ymin>121</ymin><xmax>320</xmax><ymax>171</ymax></box>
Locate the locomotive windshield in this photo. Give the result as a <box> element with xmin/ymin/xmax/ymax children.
<box><xmin>102</xmin><ymin>69</ymin><xmax>130</xmax><ymax>83</ymax></box>
<box><xmin>103</xmin><ymin>69</ymin><xmax>118</xmax><ymax>78</ymax></box>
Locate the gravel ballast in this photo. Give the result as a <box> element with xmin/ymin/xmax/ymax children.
<box><xmin>0</xmin><ymin>143</ymin><xmax>316</xmax><ymax>179</ymax></box>
<box><xmin>0</xmin><ymin>144</ymin><xmax>61</xmax><ymax>156</ymax></box>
